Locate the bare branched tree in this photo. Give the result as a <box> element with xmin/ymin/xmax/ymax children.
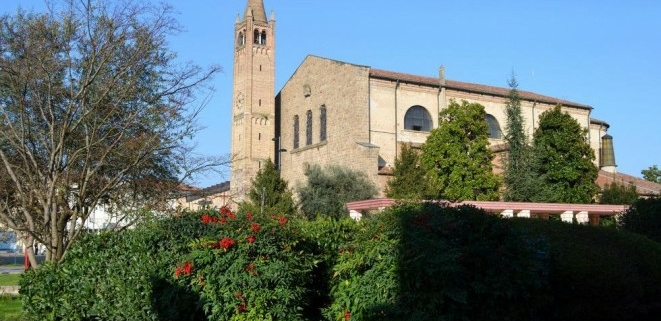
<box><xmin>0</xmin><ymin>0</ymin><xmax>223</xmax><ymax>267</ymax></box>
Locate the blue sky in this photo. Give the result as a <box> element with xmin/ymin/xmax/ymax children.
<box><xmin>4</xmin><ymin>0</ymin><xmax>660</xmax><ymax>188</ymax></box>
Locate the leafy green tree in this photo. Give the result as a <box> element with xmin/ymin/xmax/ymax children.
<box><xmin>0</xmin><ymin>1</ymin><xmax>220</xmax><ymax>266</ymax></box>
<box><xmin>298</xmin><ymin>165</ymin><xmax>378</xmax><ymax>219</ymax></box>
<box><xmin>531</xmin><ymin>105</ymin><xmax>599</xmax><ymax>203</ymax></box>
<box><xmin>502</xmin><ymin>74</ymin><xmax>538</xmax><ymax>201</ymax></box>
<box><xmin>420</xmin><ymin>100</ymin><xmax>501</xmax><ymax>201</ymax></box>
<box><xmin>642</xmin><ymin>165</ymin><xmax>661</xmax><ymax>183</ymax></box>
<box><xmin>240</xmin><ymin>159</ymin><xmax>295</xmax><ymax>216</ymax></box>
<box><xmin>385</xmin><ymin>143</ymin><xmax>430</xmax><ymax>200</ymax></box>
<box><xmin>619</xmin><ymin>197</ymin><xmax>661</xmax><ymax>242</ymax></box>
<box><xmin>599</xmin><ymin>182</ymin><xmax>639</xmax><ymax>205</ymax></box>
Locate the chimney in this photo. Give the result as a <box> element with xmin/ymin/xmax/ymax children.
<box><xmin>600</xmin><ymin>134</ymin><xmax>616</xmax><ymax>173</ymax></box>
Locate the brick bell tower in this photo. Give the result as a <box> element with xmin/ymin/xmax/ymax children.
<box><xmin>230</xmin><ymin>0</ymin><xmax>276</xmax><ymax>204</ymax></box>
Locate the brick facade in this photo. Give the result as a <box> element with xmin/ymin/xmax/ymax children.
<box><xmin>230</xmin><ymin>0</ymin><xmax>614</xmax><ymax>204</ymax></box>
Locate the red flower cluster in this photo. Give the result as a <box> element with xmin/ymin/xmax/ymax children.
<box><xmin>278</xmin><ymin>216</ymin><xmax>288</xmax><ymax>226</ymax></box>
<box><xmin>247</xmin><ymin>235</ymin><xmax>256</xmax><ymax>244</ymax></box>
<box><xmin>219</xmin><ymin>237</ymin><xmax>236</xmax><ymax>250</ymax></box>
<box><xmin>245</xmin><ymin>262</ymin><xmax>257</xmax><ymax>276</ymax></box>
<box><xmin>175</xmin><ymin>261</ymin><xmax>193</xmax><ymax>277</ymax></box>
<box><xmin>344</xmin><ymin>309</ymin><xmax>351</xmax><ymax>320</ymax></box>
<box><xmin>246</xmin><ymin>212</ymin><xmax>253</xmax><ymax>221</ymax></box>
<box><xmin>251</xmin><ymin>223</ymin><xmax>261</xmax><ymax>233</ymax></box>
<box><xmin>220</xmin><ymin>206</ymin><xmax>236</xmax><ymax>219</ymax></box>
<box><xmin>235</xmin><ymin>292</ymin><xmax>247</xmax><ymax>313</ymax></box>
<box><xmin>201</xmin><ymin>207</ymin><xmax>239</xmax><ymax>225</ymax></box>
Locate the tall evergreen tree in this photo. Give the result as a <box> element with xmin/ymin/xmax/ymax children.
<box><xmin>420</xmin><ymin>100</ymin><xmax>501</xmax><ymax>202</ymax></box>
<box><xmin>531</xmin><ymin>105</ymin><xmax>599</xmax><ymax>203</ymax></box>
<box><xmin>240</xmin><ymin>159</ymin><xmax>296</xmax><ymax>216</ymax></box>
<box><xmin>385</xmin><ymin>143</ymin><xmax>430</xmax><ymax>200</ymax></box>
<box><xmin>502</xmin><ymin>74</ymin><xmax>538</xmax><ymax>201</ymax></box>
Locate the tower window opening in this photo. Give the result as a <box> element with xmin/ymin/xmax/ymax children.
<box><xmin>254</xmin><ymin>29</ymin><xmax>260</xmax><ymax>44</ymax></box>
<box><xmin>260</xmin><ymin>30</ymin><xmax>267</xmax><ymax>45</ymax></box>
<box><xmin>259</xmin><ymin>99</ymin><xmax>261</xmax><ymax>106</ymax></box>
<box><xmin>258</xmin><ymin>133</ymin><xmax>261</xmax><ymax>140</ymax></box>
<box><xmin>259</xmin><ymin>65</ymin><xmax>262</xmax><ymax>71</ymax></box>
<box><xmin>237</xmin><ymin>31</ymin><xmax>245</xmax><ymax>46</ymax></box>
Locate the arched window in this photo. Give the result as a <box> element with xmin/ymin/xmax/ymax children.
<box><xmin>306</xmin><ymin>110</ymin><xmax>313</xmax><ymax>145</ymax></box>
<box><xmin>293</xmin><ymin>115</ymin><xmax>300</xmax><ymax>149</ymax></box>
<box><xmin>404</xmin><ymin>106</ymin><xmax>432</xmax><ymax>132</ymax></box>
<box><xmin>237</xmin><ymin>31</ymin><xmax>245</xmax><ymax>46</ymax></box>
<box><xmin>320</xmin><ymin>105</ymin><xmax>327</xmax><ymax>141</ymax></box>
<box><xmin>260</xmin><ymin>30</ymin><xmax>267</xmax><ymax>45</ymax></box>
<box><xmin>485</xmin><ymin>114</ymin><xmax>502</xmax><ymax>139</ymax></box>
<box><xmin>253</xmin><ymin>29</ymin><xmax>260</xmax><ymax>44</ymax></box>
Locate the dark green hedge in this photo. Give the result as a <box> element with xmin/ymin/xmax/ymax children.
<box><xmin>325</xmin><ymin>203</ymin><xmax>550</xmax><ymax>321</ymax></box>
<box><xmin>512</xmin><ymin>217</ymin><xmax>661</xmax><ymax>321</ymax></box>
<box><xmin>19</xmin><ymin>203</ymin><xmax>661</xmax><ymax>321</ymax></box>
<box><xmin>20</xmin><ymin>214</ymin><xmax>213</xmax><ymax>321</ymax></box>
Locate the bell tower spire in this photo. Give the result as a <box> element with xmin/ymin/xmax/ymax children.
<box><xmin>230</xmin><ymin>0</ymin><xmax>276</xmax><ymax>204</ymax></box>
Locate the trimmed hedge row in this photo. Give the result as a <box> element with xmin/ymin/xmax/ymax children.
<box><xmin>20</xmin><ymin>203</ymin><xmax>661</xmax><ymax>320</ymax></box>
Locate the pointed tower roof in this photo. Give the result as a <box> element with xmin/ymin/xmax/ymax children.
<box><xmin>244</xmin><ymin>0</ymin><xmax>267</xmax><ymax>23</ymax></box>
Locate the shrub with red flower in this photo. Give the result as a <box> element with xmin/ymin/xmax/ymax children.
<box><xmin>219</xmin><ymin>237</ymin><xmax>236</xmax><ymax>250</ymax></box>
<box><xmin>176</xmin><ymin>208</ymin><xmax>314</xmax><ymax>321</ymax></box>
<box><xmin>175</xmin><ymin>261</ymin><xmax>193</xmax><ymax>278</ymax></box>
<box><xmin>344</xmin><ymin>309</ymin><xmax>351</xmax><ymax>320</ymax></box>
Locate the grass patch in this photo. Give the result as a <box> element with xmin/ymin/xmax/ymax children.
<box><xmin>0</xmin><ymin>295</ymin><xmax>22</xmax><ymax>320</ymax></box>
<box><xmin>0</xmin><ymin>274</ymin><xmax>21</xmax><ymax>286</ymax></box>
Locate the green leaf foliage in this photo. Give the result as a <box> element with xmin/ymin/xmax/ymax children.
<box><xmin>619</xmin><ymin>197</ymin><xmax>661</xmax><ymax>242</ymax></box>
<box><xmin>325</xmin><ymin>203</ymin><xmax>550</xmax><ymax>321</ymax></box>
<box><xmin>298</xmin><ymin>164</ymin><xmax>378</xmax><ymax>219</ymax></box>
<box><xmin>175</xmin><ymin>208</ymin><xmax>315</xmax><ymax>321</ymax></box>
<box><xmin>19</xmin><ymin>214</ymin><xmax>211</xmax><ymax>321</ymax></box>
<box><xmin>642</xmin><ymin>165</ymin><xmax>661</xmax><ymax>183</ymax></box>
<box><xmin>531</xmin><ymin>105</ymin><xmax>599</xmax><ymax>203</ymax></box>
<box><xmin>385</xmin><ymin>143</ymin><xmax>431</xmax><ymax>200</ymax></box>
<box><xmin>503</xmin><ymin>75</ymin><xmax>538</xmax><ymax>201</ymax></box>
<box><xmin>514</xmin><ymin>216</ymin><xmax>661</xmax><ymax>321</ymax></box>
<box><xmin>421</xmin><ymin>100</ymin><xmax>501</xmax><ymax>201</ymax></box>
<box><xmin>240</xmin><ymin>159</ymin><xmax>296</xmax><ymax>216</ymax></box>
<box><xmin>599</xmin><ymin>182</ymin><xmax>639</xmax><ymax>205</ymax></box>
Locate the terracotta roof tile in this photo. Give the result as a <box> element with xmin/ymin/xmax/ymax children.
<box><xmin>369</xmin><ymin>68</ymin><xmax>592</xmax><ymax>110</ymax></box>
<box><xmin>596</xmin><ymin>171</ymin><xmax>661</xmax><ymax>196</ymax></box>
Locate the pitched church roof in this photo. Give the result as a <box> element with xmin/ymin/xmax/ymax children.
<box><xmin>370</xmin><ymin>68</ymin><xmax>592</xmax><ymax>110</ymax></box>
<box><xmin>596</xmin><ymin>170</ymin><xmax>661</xmax><ymax>197</ymax></box>
<box><xmin>244</xmin><ymin>0</ymin><xmax>268</xmax><ymax>22</ymax></box>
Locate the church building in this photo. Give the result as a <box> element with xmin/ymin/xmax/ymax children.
<box><xmin>225</xmin><ymin>0</ymin><xmax>620</xmax><ymax>206</ymax></box>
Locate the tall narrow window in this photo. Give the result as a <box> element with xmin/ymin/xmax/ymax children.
<box><xmin>293</xmin><ymin>115</ymin><xmax>300</xmax><ymax>149</ymax></box>
<box><xmin>260</xmin><ymin>30</ymin><xmax>267</xmax><ymax>45</ymax></box>
<box><xmin>253</xmin><ymin>29</ymin><xmax>260</xmax><ymax>44</ymax></box>
<box><xmin>237</xmin><ymin>32</ymin><xmax>245</xmax><ymax>46</ymax></box>
<box><xmin>320</xmin><ymin>105</ymin><xmax>327</xmax><ymax>141</ymax></box>
<box><xmin>485</xmin><ymin>114</ymin><xmax>502</xmax><ymax>139</ymax></box>
<box><xmin>306</xmin><ymin>110</ymin><xmax>313</xmax><ymax>146</ymax></box>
